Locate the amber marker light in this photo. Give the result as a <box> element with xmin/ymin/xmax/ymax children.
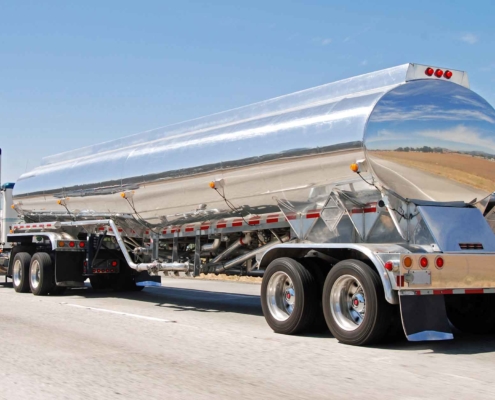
<box><xmin>120</xmin><ymin>192</ymin><xmax>126</xmax><ymax>198</ymax></box>
<box><xmin>209</xmin><ymin>181</ymin><xmax>216</xmax><ymax>189</ymax></box>
<box><xmin>350</xmin><ymin>163</ymin><xmax>359</xmax><ymax>173</ymax></box>
<box><xmin>403</xmin><ymin>256</ymin><xmax>413</xmax><ymax>268</ymax></box>
<box><xmin>58</xmin><ymin>241</ymin><xmax>65</xmax><ymax>247</ymax></box>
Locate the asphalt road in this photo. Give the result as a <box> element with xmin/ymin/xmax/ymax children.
<box><xmin>1</xmin><ymin>278</ymin><xmax>495</xmax><ymax>400</ymax></box>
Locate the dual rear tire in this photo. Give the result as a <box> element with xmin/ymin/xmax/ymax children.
<box><xmin>12</xmin><ymin>252</ymin><xmax>63</xmax><ymax>296</ymax></box>
<box><xmin>261</xmin><ymin>257</ymin><xmax>396</xmax><ymax>345</ymax></box>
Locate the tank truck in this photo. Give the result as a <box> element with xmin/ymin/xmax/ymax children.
<box><xmin>2</xmin><ymin>63</ymin><xmax>495</xmax><ymax>345</ymax></box>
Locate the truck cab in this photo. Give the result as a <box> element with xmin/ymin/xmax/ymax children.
<box><xmin>0</xmin><ymin>183</ymin><xmax>15</xmax><ymax>274</ymax></box>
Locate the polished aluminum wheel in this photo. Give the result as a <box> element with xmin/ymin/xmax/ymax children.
<box><xmin>30</xmin><ymin>260</ymin><xmax>41</xmax><ymax>290</ymax></box>
<box><xmin>266</xmin><ymin>271</ymin><xmax>296</xmax><ymax>321</ymax></box>
<box><xmin>330</xmin><ymin>275</ymin><xmax>366</xmax><ymax>331</ymax></box>
<box><xmin>13</xmin><ymin>259</ymin><xmax>23</xmax><ymax>288</ymax></box>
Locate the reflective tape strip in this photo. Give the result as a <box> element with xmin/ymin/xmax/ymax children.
<box><xmin>400</xmin><ymin>288</ymin><xmax>495</xmax><ymax>296</ymax></box>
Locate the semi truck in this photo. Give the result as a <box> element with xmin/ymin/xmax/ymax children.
<box><xmin>2</xmin><ymin>63</ymin><xmax>495</xmax><ymax>346</ymax></box>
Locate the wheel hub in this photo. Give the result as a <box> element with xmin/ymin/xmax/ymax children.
<box><xmin>329</xmin><ymin>275</ymin><xmax>366</xmax><ymax>332</ymax></box>
<box><xmin>266</xmin><ymin>271</ymin><xmax>296</xmax><ymax>322</ymax></box>
<box><xmin>351</xmin><ymin>293</ymin><xmax>365</xmax><ymax>313</ymax></box>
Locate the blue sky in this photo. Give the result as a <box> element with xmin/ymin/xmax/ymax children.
<box><xmin>1</xmin><ymin>0</ymin><xmax>494</xmax><ymax>182</ymax></box>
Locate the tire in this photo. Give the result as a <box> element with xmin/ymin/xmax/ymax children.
<box><xmin>445</xmin><ymin>294</ymin><xmax>495</xmax><ymax>334</ymax></box>
<box><xmin>29</xmin><ymin>253</ymin><xmax>55</xmax><ymax>296</ymax></box>
<box><xmin>90</xmin><ymin>275</ymin><xmax>111</xmax><ymax>290</ymax></box>
<box><xmin>322</xmin><ymin>259</ymin><xmax>394</xmax><ymax>346</ymax></box>
<box><xmin>299</xmin><ymin>258</ymin><xmax>331</xmax><ymax>333</ymax></box>
<box><xmin>12</xmin><ymin>252</ymin><xmax>32</xmax><ymax>293</ymax></box>
<box><xmin>261</xmin><ymin>257</ymin><xmax>318</xmax><ymax>335</ymax></box>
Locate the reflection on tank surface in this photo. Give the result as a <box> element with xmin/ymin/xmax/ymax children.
<box><xmin>365</xmin><ymin>80</ymin><xmax>495</xmax><ymax>202</ymax></box>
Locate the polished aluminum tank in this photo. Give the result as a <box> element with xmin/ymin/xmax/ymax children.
<box><xmin>13</xmin><ymin>63</ymin><xmax>495</xmax><ymax>227</ymax></box>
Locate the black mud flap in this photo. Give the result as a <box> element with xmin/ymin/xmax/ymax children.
<box><xmin>399</xmin><ymin>293</ymin><xmax>453</xmax><ymax>341</ymax></box>
<box><xmin>135</xmin><ymin>271</ymin><xmax>161</xmax><ymax>287</ymax></box>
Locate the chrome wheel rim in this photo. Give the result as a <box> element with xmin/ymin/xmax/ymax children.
<box><xmin>30</xmin><ymin>260</ymin><xmax>41</xmax><ymax>290</ymax></box>
<box><xmin>330</xmin><ymin>275</ymin><xmax>366</xmax><ymax>331</ymax></box>
<box><xmin>266</xmin><ymin>271</ymin><xmax>296</xmax><ymax>321</ymax></box>
<box><xmin>13</xmin><ymin>259</ymin><xmax>23</xmax><ymax>287</ymax></box>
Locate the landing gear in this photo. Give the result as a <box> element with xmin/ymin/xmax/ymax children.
<box><xmin>261</xmin><ymin>257</ymin><xmax>318</xmax><ymax>335</ymax></box>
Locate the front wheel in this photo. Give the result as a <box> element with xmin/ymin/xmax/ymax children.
<box><xmin>322</xmin><ymin>259</ymin><xmax>394</xmax><ymax>346</ymax></box>
<box><xmin>261</xmin><ymin>257</ymin><xmax>318</xmax><ymax>335</ymax></box>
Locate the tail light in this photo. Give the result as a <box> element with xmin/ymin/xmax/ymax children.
<box><xmin>435</xmin><ymin>257</ymin><xmax>444</xmax><ymax>269</ymax></box>
<box><xmin>434</xmin><ymin>69</ymin><xmax>444</xmax><ymax>78</ymax></box>
<box><xmin>384</xmin><ymin>261</ymin><xmax>393</xmax><ymax>271</ymax></box>
<box><xmin>111</xmin><ymin>260</ymin><xmax>118</xmax><ymax>267</ymax></box>
<box><xmin>69</xmin><ymin>241</ymin><xmax>75</xmax><ymax>248</ymax></box>
<box><xmin>420</xmin><ymin>257</ymin><xmax>428</xmax><ymax>268</ymax></box>
<box><xmin>79</xmin><ymin>241</ymin><xmax>86</xmax><ymax>248</ymax></box>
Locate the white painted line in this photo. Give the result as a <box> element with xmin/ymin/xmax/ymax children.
<box><xmin>61</xmin><ymin>303</ymin><xmax>174</xmax><ymax>323</ymax></box>
<box><xmin>371</xmin><ymin>159</ymin><xmax>435</xmax><ymax>201</ymax></box>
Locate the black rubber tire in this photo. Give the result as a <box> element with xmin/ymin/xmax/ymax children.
<box><xmin>90</xmin><ymin>275</ymin><xmax>111</xmax><ymax>290</ymax></box>
<box><xmin>12</xmin><ymin>252</ymin><xmax>32</xmax><ymax>293</ymax></box>
<box><xmin>299</xmin><ymin>258</ymin><xmax>331</xmax><ymax>333</ymax></box>
<box><xmin>261</xmin><ymin>257</ymin><xmax>318</xmax><ymax>335</ymax></box>
<box><xmin>445</xmin><ymin>294</ymin><xmax>495</xmax><ymax>334</ymax></box>
<box><xmin>29</xmin><ymin>253</ymin><xmax>55</xmax><ymax>296</ymax></box>
<box><xmin>322</xmin><ymin>259</ymin><xmax>394</xmax><ymax>346</ymax></box>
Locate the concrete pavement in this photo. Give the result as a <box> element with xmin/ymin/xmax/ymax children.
<box><xmin>1</xmin><ymin>278</ymin><xmax>495</xmax><ymax>399</ymax></box>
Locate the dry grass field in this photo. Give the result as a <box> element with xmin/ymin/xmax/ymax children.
<box><xmin>372</xmin><ymin>151</ymin><xmax>495</xmax><ymax>193</ymax></box>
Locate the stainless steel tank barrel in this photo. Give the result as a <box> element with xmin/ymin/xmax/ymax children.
<box><xmin>13</xmin><ymin>63</ymin><xmax>495</xmax><ymax>226</ymax></box>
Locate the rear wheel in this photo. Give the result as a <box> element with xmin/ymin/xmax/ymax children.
<box><xmin>29</xmin><ymin>253</ymin><xmax>55</xmax><ymax>296</ymax></box>
<box><xmin>322</xmin><ymin>259</ymin><xmax>394</xmax><ymax>346</ymax></box>
<box><xmin>261</xmin><ymin>257</ymin><xmax>318</xmax><ymax>335</ymax></box>
<box><xmin>12</xmin><ymin>252</ymin><xmax>32</xmax><ymax>293</ymax></box>
<box><xmin>445</xmin><ymin>294</ymin><xmax>495</xmax><ymax>334</ymax></box>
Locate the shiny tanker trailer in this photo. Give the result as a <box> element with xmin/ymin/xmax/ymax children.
<box><xmin>4</xmin><ymin>63</ymin><xmax>495</xmax><ymax>345</ymax></box>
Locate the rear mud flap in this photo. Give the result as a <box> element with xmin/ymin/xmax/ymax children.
<box><xmin>399</xmin><ymin>293</ymin><xmax>453</xmax><ymax>341</ymax></box>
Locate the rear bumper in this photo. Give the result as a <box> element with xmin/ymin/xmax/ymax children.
<box><xmin>398</xmin><ymin>253</ymin><xmax>495</xmax><ymax>292</ymax></box>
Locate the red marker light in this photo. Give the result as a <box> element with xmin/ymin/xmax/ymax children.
<box><xmin>111</xmin><ymin>260</ymin><xmax>118</xmax><ymax>267</ymax></box>
<box><xmin>425</xmin><ymin>67</ymin><xmax>434</xmax><ymax>76</ymax></box>
<box><xmin>384</xmin><ymin>261</ymin><xmax>393</xmax><ymax>271</ymax></box>
<box><xmin>69</xmin><ymin>241</ymin><xmax>75</xmax><ymax>248</ymax></box>
<box><xmin>434</xmin><ymin>69</ymin><xmax>443</xmax><ymax>78</ymax></box>
<box><xmin>444</xmin><ymin>70</ymin><xmax>453</xmax><ymax>79</ymax></box>
<box><xmin>420</xmin><ymin>257</ymin><xmax>428</xmax><ymax>268</ymax></box>
<box><xmin>79</xmin><ymin>241</ymin><xmax>86</xmax><ymax>248</ymax></box>
<box><xmin>435</xmin><ymin>257</ymin><xmax>444</xmax><ymax>269</ymax></box>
